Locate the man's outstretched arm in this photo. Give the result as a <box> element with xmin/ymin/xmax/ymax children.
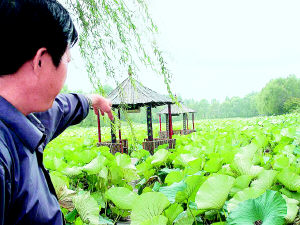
<box><xmin>33</xmin><ymin>93</ymin><xmax>112</xmax><ymax>145</ymax></box>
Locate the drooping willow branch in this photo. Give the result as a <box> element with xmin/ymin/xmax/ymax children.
<box><xmin>62</xmin><ymin>0</ymin><xmax>176</xmax><ymax>149</ymax></box>
<box><xmin>64</xmin><ymin>0</ymin><xmax>174</xmax><ymax>100</ymax></box>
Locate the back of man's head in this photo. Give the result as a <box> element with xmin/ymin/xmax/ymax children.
<box><xmin>0</xmin><ymin>0</ymin><xmax>78</xmax><ymax>76</ymax></box>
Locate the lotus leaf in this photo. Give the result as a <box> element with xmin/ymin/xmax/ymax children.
<box><xmin>227</xmin><ymin>187</ymin><xmax>266</xmax><ymax>212</ymax></box>
<box><xmin>251</xmin><ymin>170</ymin><xmax>278</xmax><ymax>190</ymax></box>
<box><xmin>163</xmin><ymin>203</ymin><xmax>184</xmax><ymax>225</ymax></box>
<box><xmin>282</xmin><ymin>195</ymin><xmax>299</xmax><ymax>223</ymax></box>
<box><xmin>105</xmin><ymin>187</ymin><xmax>138</xmax><ymax>209</ymax></box>
<box><xmin>159</xmin><ymin>181</ymin><xmax>187</xmax><ymax>203</ymax></box>
<box><xmin>227</xmin><ymin>190</ymin><xmax>287</xmax><ymax>225</ymax></box>
<box><xmin>151</xmin><ymin>149</ymin><xmax>170</xmax><ymax>166</ymax></box>
<box><xmin>195</xmin><ymin>174</ymin><xmax>235</xmax><ymax>210</ymax></box>
<box><xmin>131</xmin><ymin>192</ymin><xmax>170</xmax><ymax>225</ymax></box>
<box><xmin>277</xmin><ymin>169</ymin><xmax>300</xmax><ymax>192</ymax></box>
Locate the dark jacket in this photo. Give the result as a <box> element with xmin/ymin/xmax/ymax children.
<box><xmin>0</xmin><ymin>93</ymin><xmax>89</xmax><ymax>225</ymax></box>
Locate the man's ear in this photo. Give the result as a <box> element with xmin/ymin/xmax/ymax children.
<box><xmin>32</xmin><ymin>48</ymin><xmax>47</xmax><ymax>73</ymax></box>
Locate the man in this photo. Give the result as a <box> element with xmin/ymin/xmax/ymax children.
<box><xmin>0</xmin><ymin>0</ymin><xmax>113</xmax><ymax>224</ymax></box>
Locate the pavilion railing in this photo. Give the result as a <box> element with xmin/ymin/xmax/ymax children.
<box><xmin>158</xmin><ymin>129</ymin><xmax>196</xmax><ymax>139</ymax></box>
<box><xmin>142</xmin><ymin>138</ymin><xmax>176</xmax><ymax>154</ymax></box>
<box><xmin>97</xmin><ymin>139</ymin><xmax>128</xmax><ymax>154</ymax></box>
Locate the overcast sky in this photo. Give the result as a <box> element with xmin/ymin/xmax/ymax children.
<box><xmin>65</xmin><ymin>0</ymin><xmax>300</xmax><ymax>102</ymax></box>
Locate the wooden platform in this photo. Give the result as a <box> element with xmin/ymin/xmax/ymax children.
<box><xmin>142</xmin><ymin>138</ymin><xmax>176</xmax><ymax>154</ymax></box>
<box><xmin>158</xmin><ymin>129</ymin><xmax>196</xmax><ymax>139</ymax></box>
<box><xmin>97</xmin><ymin>139</ymin><xmax>128</xmax><ymax>154</ymax></box>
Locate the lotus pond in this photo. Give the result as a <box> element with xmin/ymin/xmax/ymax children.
<box><xmin>44</xmin><ymin>113</ymin><xmax>300</xmax><ymax>225</ymax></box>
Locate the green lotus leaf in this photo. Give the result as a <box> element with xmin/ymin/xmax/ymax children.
<box><xmin>273</xmin><ymin>155</ymin><xmax>290</xmax><ymax>170</ymax></box>
<box><xmin>227</xmin><ymin>187</ymin><xmax>266</xmax><ymax>212</ymax></box>
<box><xmin>45</xmin><ymin>156</ymin><xmax>68</xmax><ymax>171</ymax></box>
<box><xmin>151</xmin><ymin>149</ymin><xmax>170</xmax><ymax>166</ymax></box>
<box><xmin>176</xmin><ymin>175</ymin><xmax>204</xmax><ymax>202</ymax></box>
<box><xmin>277</xmin><ymin>169</ymin><xmax>300</xmax><ymax>192</ymax></box>
<box><xmin>98</xmin><ymin>216</ymin><xmax>113</xmax><ymax>225</ymax></box>
<box><xmin>163</xmin><ymin>203</ymin><xmax>184</xmax><ymax>225</ymax></box>
<box><xmin>79</xmin><ymin>150</ymin><xmax>98</xmax><ymax>165</ymax></box>
<box><xmin>281</xmin><ymin>127</ymin><xmax>296</xmax><ymax>138</ymax></box>
<box><xmin>280</xmin><ymin>188</ymin><xmax>300</xmax><ymax>202</ymax></box>
<box><xmin>50</xmin><ymin>171</ymin><xmax>69</xmax><ymax>190</ymax></box>
<box><xmin>122</xmin><ymin>168</ymin><xmax>139</xmax><ymax>182</ymax></box>
<box><xmin>91</xmin><ymin>192</ymin><xmax>105</xmax><ymax>208</ymax></box>
<box><xmin>164</xmin><ymin>171</ymin><xmax>184</xmax><ymax>185</ymax></box>
<box><xmin>131</xmin><ymin>192</ymin><xmax>170</xmax><ymax>225</ymax></box>
<box><xmin>174</xmin><ymin>211</ymin><xmax>194</xmax><ymax>225</ymax></box>
<box><xmin>251</xmin><ymin>170</ymin><xmax>278</xmax><ymax>190</ymax></box>
<box><xmin>282</xmin><ymin>195</ymin><xmax>299</xmax><ymax>223</ymax></box>
<box><xmin>218</xmin><ymin>164</ymin><xmax>237</xmax><ymax>177</ymax></box>
<box><xmin>232</xmin><ymin>151</ymin><xmax>264</xmax><ymax>178</ymax></box>
<box><xmin>144</xmin><ymin>169</ymin><xmax>156</xmax><ymax>180</ymax></box>
<box><xmin>115</xmin><ymin>153</ymin><xmax>133</xmax><ymax>169</ymax></box>
<box><xmin>65</xmin><ymin>209</ymin><xmax>78</xmax><ymax>223</ymax></box>
<box><xmin>204</xmin><ymin>157</ymin><xmax>223</xmax><ymax>173</ymax></box>
<box><xmin>74</xmin><ymin>216</ymin><xmax>84</xmax><ymax>225</ymax></box>
<box><xmin>220</xmin><ymin>149</ymin><xmax>236</xmax><ymax>164</ymax></box>
<box><xmin>142</xmin><ymin>187</ymin><xmax>153</xmax><ymax>193</ymax></box>
<box><xmin>240</xmin><ymin>143</ymin><xmax>259</xmax><ymax>158</ymax></box>
<box><xmin>159</xmin><ymin>181</ymin><xmax>187</xmax><ymax>203</ymax></box>
<box><xmin>82</xmin><ymin>155</ymin><xmax>106</xmax><ymax>175</ymax></box>
<box><xmin>195</xmin><ymin>174</ymin><xmax>235</xmax><ymax>210</ymax></box>
<box><xmin>230</xmin><ymin>175</ymin><xmax>252</xmax><ymax>196</ymax></box>
<box><xmin>73</xmin><ymin>192</ymin><xmax>101</xmax><ymax>225</ymax></box>
<box><xmin>252</xmin><ymin>134</ymin><xmax>268</xmax><ymax>148</ymax></box>
<box><xmin>173</xmin><ymin>154</ymin><xmax>198</xmax><ymax>167</ymax></box>
<box><xmin>187</xmin><ymin>158</ymin><xmax>204</xmax><ymax>171</ymax></box>
<box><xmin>105</xmin><ymin>187</ymin><xmax>138</xmax><ymax>210</ymax></box>
<box><xmin>294</xmin><ymin>146</ymin><xmax>300</xmax><ymax>155</ymax></box>
<box><xmin>140</xmin><ymin>215</ymin><xmax>168</xmax><ymax>225</ymax></box>
<box><xmin>62</xmin><ymin>166</ymin><xmax>82</xmax><ymax>176</ymax></box>
<box><xmin>153</xmin><ymin>181</ymin><xmax>161</xmax><ymax>192</ymax></box>
<box><xmin>109</xmin><ymin>165</ymin><xmax>123</xmax><ymax>185</ymax></box>
<box><xmin>136</xmin><ymin>161</ymin><xmax>153</xmax><ymax>176</ymax></box>
<box><xmin>227</xmin><ymin>190</ymin><xmax>287</xmax><ymax>225</ymax></box>
<box><xmin>110</xmin><ymin>206</ymin><xmax>130</xmax><ymax>217</ymax></box>
<box><xmin>131</xmin><ymin>149</ymin><xmax>150</xmax><ymax>159</ymax></box>
<box><xmin>205</xmin><ymin>209</ymin><xmax>219</xmax><ymax>219</ymax></box>
<box><xmin>98</xmin><ymin>167</ymin><xmax>108</xmax><ymax>180</ymax></box>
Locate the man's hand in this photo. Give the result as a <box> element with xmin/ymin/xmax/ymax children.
<box><xmin>87</xmin><ymin>94</ymin><xmax>114</xmax><ymax>120</ymax></box>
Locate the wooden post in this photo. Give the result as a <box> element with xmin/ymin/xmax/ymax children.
<box><xmin>183</xmin><ymin>113</ymin><xmax>187</xmax><ymax>131</ymax></box>
<box><xmin>111</xmin><ymin>118</ymin><xmax>117</xmax><ymax>143</ymax></box>
<box><xmin>159</xmin><ymin>114</ymin><xmax>162</xmax><ymax>132</ymax></box>
<box><xmin>192</xmin><ymin>113</ymin><xmax>195</xmax><ymax>130</ymax></box>
<box><xmin>171</xmin><ymin>116</ymin><xmax>173</xmax><ymax>135</ymax></box>
<box><xmin>146</xmin><ymin>106</ymin><xmax>153</xmax><ymax>141</ymax></box>
<box><xmin>168</xmin><ymin>104</ymin><xmax>172</xmax><ymax>139</ymax></box>
<box><xmin>187</xmin><ymin>113</ymin><xmax>189</xmax><ymax>130</ymax></box>
<box><xmin>97</xmin><ymin>110</ymin><xmax>101</xmax><ymax>143</ymax></box>
<box><xmin>118</xmin><ymin>109</ymin><xmax>123</xmax><ymax>153</ymax></box>
<box><xmin>166</xmin><ymin>114</ymin><xmax>169</xmax><ymax>137</ymax></box>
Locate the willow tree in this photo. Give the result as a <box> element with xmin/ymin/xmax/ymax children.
<box><xmin>64</xmin><ymin>0</ymin><xmax>173</xmax><ymax>97</ymax></box>
<box><xmin>63</xmin><ymin>0</ymin><xmax>175</xmax><ymax>148</ymax></box>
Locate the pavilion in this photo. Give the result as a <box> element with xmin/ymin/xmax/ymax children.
<box><xmin>96</xmin><ymin>75</ymin><xmax>176</xmax><ymax>154</ymax></box>
<box><xmin>157</xmin><ymin>103</ymin><xmax>196</xmax><ymax>138</ymax></box>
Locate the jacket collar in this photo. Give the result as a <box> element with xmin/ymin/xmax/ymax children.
<box><xmin>0</xmin><ymin>96</ymin><xmax>44</xmax><ymax>153</ymax></box>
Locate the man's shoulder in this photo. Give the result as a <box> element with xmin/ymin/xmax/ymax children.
<box><xmin>0</xmin><ymin>120</ymin><xmax>15</xmax><ymax>171</ymax></box>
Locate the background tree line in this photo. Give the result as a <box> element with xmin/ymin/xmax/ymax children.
<box><xmin>62</xmin><ymin>75</ymin><xmax>300</xmax><ymax>127</ymax></box>
<box><xmin>184</xmin><ymin>75</ymin><xmax>299</xmax><ymax>119</ymax></box>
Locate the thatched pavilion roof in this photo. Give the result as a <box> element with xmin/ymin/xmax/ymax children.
<box><xmin>157</xmin><ymin>103</ymin><xmax>196</xmax><ymax>116</ymax></box>
<box><xmin>107</xmin><ymin>76</ymin><xmax>173</xmax><ymax>109</ymax></box>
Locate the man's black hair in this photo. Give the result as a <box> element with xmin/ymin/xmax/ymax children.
<box><xmin>0</xmin><ymin>0</ymin><xmax>78</xmax><ymax>76</ymax></box>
